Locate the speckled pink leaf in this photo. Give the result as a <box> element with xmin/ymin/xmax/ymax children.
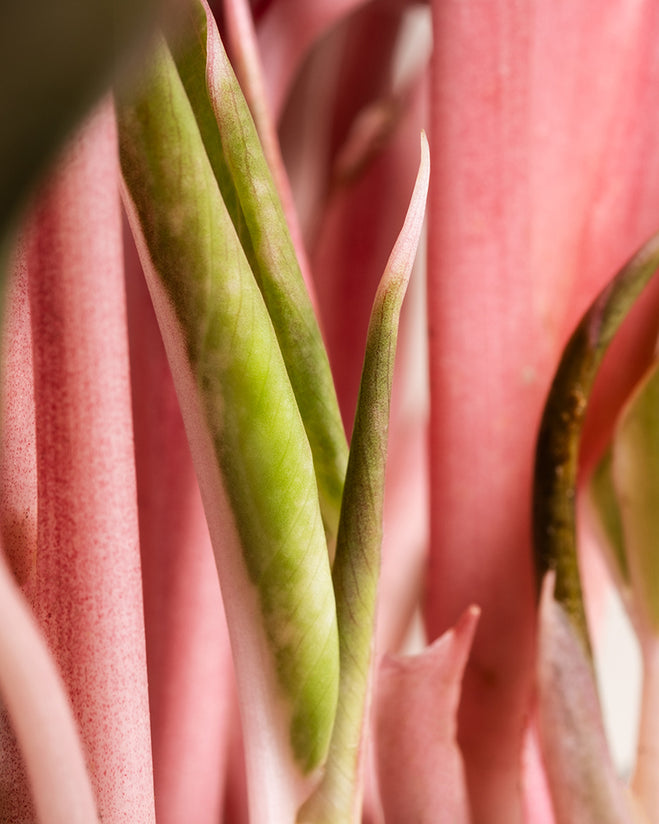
<box><xmin>19</xmin><ymin>103</ymin><xmax>155</xmax><ymax>824</ymax></box>
<box><xmin>0</xmin><ymin>553</ymin><xmax>99</xmax><ymax>824</ymax></box>
<box><xmin>374</xmin><ymin>607</ymin><xmax>479</xmax><ymax>824</ymax></box>
<box><xmin>376</xmin><ymin>413</ymin><xmax>428</xmax><ymax>655</ymax></box>
<box><xmin>0</xmin><ymin>252</ymin><xmax>37</xmax><ymax>590</ymax></box>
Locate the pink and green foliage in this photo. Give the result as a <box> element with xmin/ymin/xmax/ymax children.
<box><xmin>3</xmin><ymin>1</ymin><xmax>659</xmax><ymax>823</ymax></box>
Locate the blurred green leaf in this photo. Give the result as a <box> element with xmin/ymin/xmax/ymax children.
<box><xmin>588</xmin><ymin>447</ymin><xmax>629</xmax><ymax>585</ymax></box>
<box><xmin>0</xmin><ymin>0</ymin><xmax>162</xmax><ymax>237</ymax></box>
<box><xmin>612</xmin><ymin>361</ymin><xmax>659</xmax><ymax>633</ymax></box>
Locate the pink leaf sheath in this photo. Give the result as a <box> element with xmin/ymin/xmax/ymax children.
<box><xmin>124</xmin><ymin>227</ymin><xmax>234</xmax><ymax>824</ymax></box>
<box><xmin>0</xmin><ymin>552</ymin><xmax>100</xmax><ymax>824</ymax></box>
<box><xmin>427</xmin><ymin>2</ymin><xmax>659</xmax><ymax>820</ymax></box>
<box><xmin>374</xmin><ymin>606</ymin><xmax>479</xmax><ymax>824</ymax></box>
<box><xmin>537</xmin><ymin>576</ymin><xmax>635</xmax><ymax>824</ymax></box>
<box><xmin>21</xmin><ymin>102</ymin><xmax>155</xmax><ymax>824</ymax></box>
<box><xmin>521</xmin><ymin>721</ymin><xmax>556</xmax><ymax>824</ymax></box>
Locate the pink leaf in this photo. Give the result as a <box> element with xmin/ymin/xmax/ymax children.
<box><xmin>426</xmin><ymin>2</ymin><xmax>659</xmax><ymax>819</ymax></box>
<box><xmin>256</xmin><ymin>0</ymin><xmax>377</xmax><ymax>119</ymax></box>
<box><xmin>0</xmin><ymin>251</ymin><xmax>37</xmax><ymax>590</ymax></box>
<box><xmin>20</xmin><ymin>102</ymin><xmax>155</xmax><ymax>823</ymax></box>
<box><xmin>537</xmin><ymin>575</ymin><xmax>634</xmax><ymax>824</ymax></box>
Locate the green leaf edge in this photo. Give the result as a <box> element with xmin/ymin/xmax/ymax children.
<box><xmin>533</xmin><ymin>229</ymin><xmax>659</xmax><ymax>653</ymax></box>
<box><xmin>298</xmin><ymin>133</ymin><xmax>430</xmax><ymax>824</ymax></box>
<box><xmin>177</xmin><ymin>0</ymin><xmax>349</xmax><ymax>553</ymax></box>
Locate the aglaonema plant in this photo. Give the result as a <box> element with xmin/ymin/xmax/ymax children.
<box><xmin>5</xmin><ymin>1</ymin><xmax>659</xmax><ymax>823</ymax></box>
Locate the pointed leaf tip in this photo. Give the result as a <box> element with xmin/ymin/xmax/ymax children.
<box><xmin>375</xmin><ymin>606</ymin><xmax>479</xmax><ymax>824</ymax></box>
<box><xmin>380</xmin><ymin>131</ymin><xmax>430</xmax><ymax>295</ymax></box>
<box><xmin>298</xmin><ymin>135</ymin><xmax>429</xmax><ymax>823</ymax></box>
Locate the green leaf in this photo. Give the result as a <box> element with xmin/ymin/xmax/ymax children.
<box><xmin>533</xmin><ymin>230</ymin><xmax>659</xmax><ymax>652</ymax></box>
<box><xmin>169</xmin><ymin>0</ymin><xmax>349</xmax><ymax>554</ymax></box>
<box><xmin>588</xmin><ymin>447</ymin><xmax>629</xmax><ymax>585</ymax></box>
<box><xmin>612</xmin><ymin>361</ymin><xmax>659</xmax><ymax>633</ymax></box>
<box><xmin>298</xmin><ymin>133</ymin><xmax>430</xmax><ymax>824</ymax></box>
<box><xmin>116</xmin><ymin>39</ymin><xmax>339</xmax><ymax>776</ymax></box>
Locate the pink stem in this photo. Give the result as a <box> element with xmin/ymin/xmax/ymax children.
<box><xmin>24</xmin><ymin>102</ymin><xmax>155</xmax><ymax>823</ymax></box>
<box><xmin>0</xmin><ymin>553</ymin><xmax>100</xmax><ymax>824</ymax></box>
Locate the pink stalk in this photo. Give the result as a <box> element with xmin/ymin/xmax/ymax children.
<box><xmin>376</xmin><ymin>413</ymin><xmax>428</xmax><ymax>654</ymax></box>
<box><xmin>124</xmin><ymin>231</ymin><xmax>233</xmax><ymax>823</ymax></box>
<box><xmin>311</xmin><ymin>70</ymin><xmax>427</xmax><ymax>431</ymax></box>
<box><xmin>0</xmin><ymin>243</ymin><xmax>41</xmax><ymax>818</ymax></box>
<box><xmin>521</xmin><ymin>722</ymin><xmax>556</xmax><ymax>824</ymax></box>
<box><xmin>427</xmin><ymin>2</ymin><xmax>659</xmax><ymax>819</ymax></box>
<box><xmin>374</xmin><ymin>607</ymin><xmax>479</xmax><ymax>823</ymax></box>
<box><xmin>427</xmin><ymin>7</ymin><xmax>536</xmax><ymax>818</ymax></box>
<box><xmin>0</xmin><ymin>553</ymin><xmax>99</xmax><ymax>823</ymax></box>
<box><xmin>633</xmin><ymin>639</ymin><xmax>659</xmax><ymax>824</ymax></box>
<box><xmin>537</xmin><ymin>576</ymin><xmax>634</xmax><ymax>824</ymax></box>
<box><xmin>22</xmin><ymin>103</ymin><xmax>155</xmax><ymax>823</ymax></box>
<box><xmin>0</xmin><ymin>252</ymin><xmax>37</xmax><ymax>590</ymax></box>
<box><xmin>256</xmin><ymin>0</ymin><xmax>375</xmax><ymax>120</ymax></box>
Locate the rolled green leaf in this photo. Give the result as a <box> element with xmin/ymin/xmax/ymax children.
<box><xmin>116</xmin><ymin>38</ymin><xmax>339</xmax><ymax>786</ymax></box>
<box><xmin>299</xmin><ymin>133</ymin><xmax>430</xmax><ymax>824</ymax></box>
<box><xmin>533</xmin><ymin>230</ymin><xmax>659</xmax><ymax>651</ymax></box>
<box><xmin>172</xmin><ymin>0</ymin><xmax>348</xmax><ymax>553</ymax></box>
